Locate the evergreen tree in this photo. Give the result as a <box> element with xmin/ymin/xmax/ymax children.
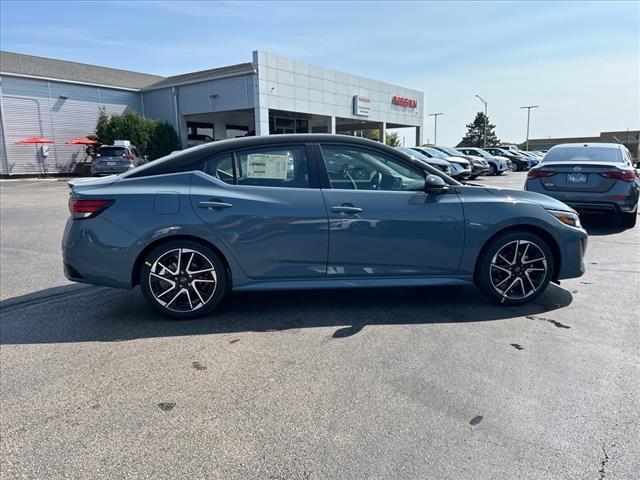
<box><xmin>459</xmin><ymin>112</ymin><xmax>500</xmax><ymax>147</ymax></box>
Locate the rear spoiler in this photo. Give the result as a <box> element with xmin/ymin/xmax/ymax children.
<box><xmin>68</xmin><ymin>175</ymin><xmax>119</xmax><ymax>192</ymax></box>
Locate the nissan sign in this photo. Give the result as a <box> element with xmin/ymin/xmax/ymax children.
<box><xmin>392</xmin><ymin>96</ymin><xmax>417</xmax><ymax>108</ymax></box>
<box><xmin>353</xmin><ymin>95</ymin><xmax>371</xmax><ymax>116</ymax></box>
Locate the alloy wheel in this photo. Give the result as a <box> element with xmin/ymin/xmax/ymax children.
<box><xmin>490</xmin><ymin>240</ymin><xmax>548</xmax><ymax>300</ymax></box>
<box><xmin>148</xmin><ymin>248</ymin><xmax>218</xmax><ymax>312</ymax></box>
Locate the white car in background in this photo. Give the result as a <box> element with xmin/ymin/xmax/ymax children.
<box><xmin>456</xmin><ymin>147</ymin><xmax>510</xmax><ymax>175</ymax></box>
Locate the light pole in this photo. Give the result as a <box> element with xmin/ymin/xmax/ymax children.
<box><xmin>520</xmin><ymin>105</ymin><xmax>539</xmax><ymax>151</ymax></box>
<box><xmin>428</xmin><ymin>112</ymin><xmax>444</xmax><ymax>145</ymax></box>
<box><xmin>475</xmin><ymin>94</ymin><xmax>488</xmax><ymax>147</ymax></box>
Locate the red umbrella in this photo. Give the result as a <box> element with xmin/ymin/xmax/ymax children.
<box><xmin>15</xmin><ymin>136</ymin><xmax>55</xmax><ymax>144</ymax></box>
<box><xmin>66</xmin><ymin>137</ymin><xmax>99</xmax><ymax>145</ymax></box>
<box><xmin>15</xmin><ymin>136</ymin><xmax>55</xmax><ymax>175</ymax></box>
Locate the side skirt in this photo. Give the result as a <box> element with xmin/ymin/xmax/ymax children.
<box><xmin>233</xmin><ymin>276</ymin><xmax>474</xmax><ymax>292</ymax></box>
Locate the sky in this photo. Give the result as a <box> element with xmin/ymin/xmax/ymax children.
<box><xmin>1</xmin><ymin>0</ymin><xmax>638</xmax><ymax>146</ymax></box>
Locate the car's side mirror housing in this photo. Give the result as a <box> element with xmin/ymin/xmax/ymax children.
<box><xmin>424</xmin><ymin>174</ymin><xmax>448</xmax><ymax>194</ymax></box>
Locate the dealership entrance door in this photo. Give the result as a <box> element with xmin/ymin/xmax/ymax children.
<box><xmin>268</xmin><ymin>110</ymin><xmax>332</xmax><ymax>135</ymax></box>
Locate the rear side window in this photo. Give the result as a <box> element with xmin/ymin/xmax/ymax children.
<box><xmin>201</xmin><ymin>146</ymin><xmax>310</xmax><ymax>188</ymax></box>
<box><xmin>234</xmin><ymin>146</ymin><xmax>309</xmax><ymax>188</ymax></box>
<box><xmin>543</xmin><ymin>146</ymin><xmax>623</xmax><ymax>163</ymax></box>
<box><xmin>202</xmin><ymin>153</ymin><xmax>235</xmax><ymax>184</ymax></box>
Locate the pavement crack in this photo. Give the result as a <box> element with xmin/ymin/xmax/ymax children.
<box><xmin>599</xmin><ymin>445</ymin><xmax>609</xmax><ymax>479</ymax></box>
<box><xmin>526</xmin><ymin>315</ymin><xmax>571</xmax><ymax>329</ymax></box>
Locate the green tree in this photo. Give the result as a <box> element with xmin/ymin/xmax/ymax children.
<box><xmin>148</xmin><ymin>122</ymin><xmax>181</xmax><ymax>160</ymax></box>
<box><xmin>385</xmin><ymin>132</ymin><xmax>401</xmax><ymax>147</ymax></box>
<box><xmin>92</xmin><ymin>108</ymin><xmax>180</xmax><ymax>160</ymax></box>
<box><xmin>459</xmin><ymin>112</ymin><xmax>500</xmax><ymax>147</ymax></box>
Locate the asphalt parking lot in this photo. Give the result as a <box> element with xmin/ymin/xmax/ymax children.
<box><xmin>1</xmin><ymin>173</ymin><xmax>639</xmax><ymax>480</ymax></box>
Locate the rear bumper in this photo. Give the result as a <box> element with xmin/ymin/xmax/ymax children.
<box><xmin>91</xmin><ymin>163</ymin><xmax>131</xmax><ymax>175</ymax></box>
<box><xmin>525</xmin><ymin>181</ymin><xmax>639</xmax><ymax>213</ymax></box>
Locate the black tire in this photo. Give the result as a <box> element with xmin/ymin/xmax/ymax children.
<box><xmin>620</xmin><ymin>211</ymin><xmax>637</xmax><ymax>228</ymax></box>
<box><xmin>469</xmin><ymin>174</ymin><xmax>479</xmax><ymax>180</ymax></box>
<box><xmin>475</xmin><ymin>230</ymin><xmax>554</xmax><ymax>306</ymax></box>
<box><xmin>140</xmin><ymin>240</ymin><xmax>227</xmax><ymax>319</ymax></box>
<box><xmin>489</xmin><ymin>164</ymin><xmax>497</xmax><ymax>176</ymax></box>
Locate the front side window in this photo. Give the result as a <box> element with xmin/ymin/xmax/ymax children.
<box><xmin>321</xmin><ymin>144</ymin><xmax>425</xmax><ymax>191</ymax></box>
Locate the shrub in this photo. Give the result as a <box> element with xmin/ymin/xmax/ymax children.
<box><xmin>93</xmin><ymin>108</ymin><xmax>181</xmax><ymax>160</ymax></box>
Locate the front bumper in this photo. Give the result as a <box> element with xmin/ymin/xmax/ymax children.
<box><xmin>554</xmin><ymin>225</ymin><xmax>588</xmax><ymax>280</ymax></box>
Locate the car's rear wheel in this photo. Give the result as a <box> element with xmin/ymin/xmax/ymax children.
<box><xmin>476</xmin><ymin>231</ymin><xmax>554</xmax><ymax>305</ymax></box>
<box><xmin>140</xmin><ymin>240</ymin><xmax>227</xmax><ymax>319</ymax></box>
<box><xmin>620</xmin><ymin>211</ymin><xmax>637</xmax><ymax>228</ymax></box>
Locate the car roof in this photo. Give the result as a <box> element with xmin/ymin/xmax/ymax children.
<box><xmin>551</xmin><ymin>143</ymin><xmax>622</xmax><ymax>149</ymax></box>
<box><xmin>124</xmin><ymin>134</ymin><xmax>414</xmax><ymax>178</ymax></box>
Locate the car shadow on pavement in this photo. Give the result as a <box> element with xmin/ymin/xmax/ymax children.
<box><xmin>0</xmin><ymin>282</ymin><xmax>573</xmax><ymax>345</ymax></box>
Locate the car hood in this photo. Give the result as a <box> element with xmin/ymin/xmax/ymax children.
<box><xmin>483</xmin><ymin>185</ymin><xmax>575</xmax><ymax>212</ymax></box>
<box><xmin>446</xmin><ymin>156</ymin><xmax>470</xmax><ymax>167</ymax></box>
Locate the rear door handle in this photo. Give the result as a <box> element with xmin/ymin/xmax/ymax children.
<box><xmin>331</xmin><ymin>205</ymin><xmax>363</xmax><ymax>214</ymax></box>
<box><xmin>198</xmin><ymin>201</ymin><xmax>232</xmax><ymax>209</ymax></box>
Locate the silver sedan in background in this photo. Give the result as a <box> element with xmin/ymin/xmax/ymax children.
<box><xmin>525</xmin><ymin>143</ymin><xmax>639</xmax><ymax>228</ymax></box>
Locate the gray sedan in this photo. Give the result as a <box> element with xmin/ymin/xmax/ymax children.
<box><xmin>63</xmin><ymin>134</ymin><xmax>587</xmax><ymax>319</ymax></box>
<box><xmin>525</xmin><ymin>143</ymin><xmax>639</xmax><ymax>228</ymax></box>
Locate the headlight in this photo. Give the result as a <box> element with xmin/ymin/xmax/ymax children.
<box><xmin>547</xmin><ymin>209</ymin><xmax>581</xmax><ymax>228</ymax></box>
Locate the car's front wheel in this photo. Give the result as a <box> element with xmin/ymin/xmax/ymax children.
<box><xmin>476</xmin><ymin>231</ymin><xmax>554</xmax><ymax>305</ymax></box>
<box><xmin>140</xmin><ymin>240</ymin><xmax>227</xmax><ymax>319</ymax></box>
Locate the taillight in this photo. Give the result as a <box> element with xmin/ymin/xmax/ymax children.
<box><xmin>527</xmin><ymin>170</ymin><xmax>553</xmax><ymax>179</ymax></box>
<box><xmin>601</xmin><ymin>170</ymin><xmax>636</xmax><ymax>182</ymax></box>
<box><xmin>123</xmin><ymin>153</ymin><xmax>134</xmax><ymax>161</ymax></box>
<box><xmin>68</xmin><ymin>198</ymin><xmax>113</xmax><ymax>219</ymax></box>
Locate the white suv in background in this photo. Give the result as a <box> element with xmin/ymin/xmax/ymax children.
<box><xmin>456</xmin><ymin>147</ymin><xmax>510</xmax><ymax>175</ymax></box>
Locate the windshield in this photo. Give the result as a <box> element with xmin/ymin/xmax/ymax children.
<box><xmin>437</xmin><ymin>146</ymin><xmax>463</xmax><ymax>157</ymax></box>
<box><xmin>543</xmin><ymin>146</ymin><xmax>623</xmax><ymax>163</ymax></box>
<box><xmin>399</xmin><ymin>148</ymin><xmax>431</xmax><ymax>162</ymax></box>
<box><xmin>421</xmin><ymin>147</ymin><xmax>448</xmax><ymax>159</ymax></box>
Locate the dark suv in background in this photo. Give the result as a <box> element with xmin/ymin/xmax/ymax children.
<box><xmin>91</xmin><ymin>145</ymin><xmax>146</xmax><ymax>176</ymax></box>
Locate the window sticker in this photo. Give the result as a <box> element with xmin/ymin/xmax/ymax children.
<box><xmin>246</xmin><ymin>153</ymin><xmax>291</xmax><ymax>179</ymax></box>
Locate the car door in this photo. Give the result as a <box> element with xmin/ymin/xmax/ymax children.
<box><xmin>317</xmin><ymin>143</ymin><xmax>465</xmax><ymax>277</ymax></box>
<box><xmin>190</xmin><ymin>143</ymin><xmax>328</xmax><ymax>279</ymax></box>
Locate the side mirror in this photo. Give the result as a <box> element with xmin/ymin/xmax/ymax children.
<box><xmin>424</xmin><ymin>174</ymin><xmax>448</xmax><ymax>194</ymax></box>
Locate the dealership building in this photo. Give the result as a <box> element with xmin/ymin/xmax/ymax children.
<box><xmin>0</xmin><ymin>50</ymin><xmax>424</xmax><ymax>176</ymax></box>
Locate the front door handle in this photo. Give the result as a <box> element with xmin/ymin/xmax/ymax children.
<box><xmin>198</xmin><ymin>201</ymin><xmax>232</xmax><ymax>210</ymax></box>
<box><xmin>331</xmin><ymin>205</ymin><xmax>363</xmax><ymax>214</ymax></box>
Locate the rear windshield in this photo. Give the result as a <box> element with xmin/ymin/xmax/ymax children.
<box><xmin>543</xmin><ymin>146</ymin><xmax>622</xmax><ymax>163</ymax></box>
<box><xmin>98</xmin><ymin>147</ymin><xmax>127</xmax><ymax>157</ymax></box>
